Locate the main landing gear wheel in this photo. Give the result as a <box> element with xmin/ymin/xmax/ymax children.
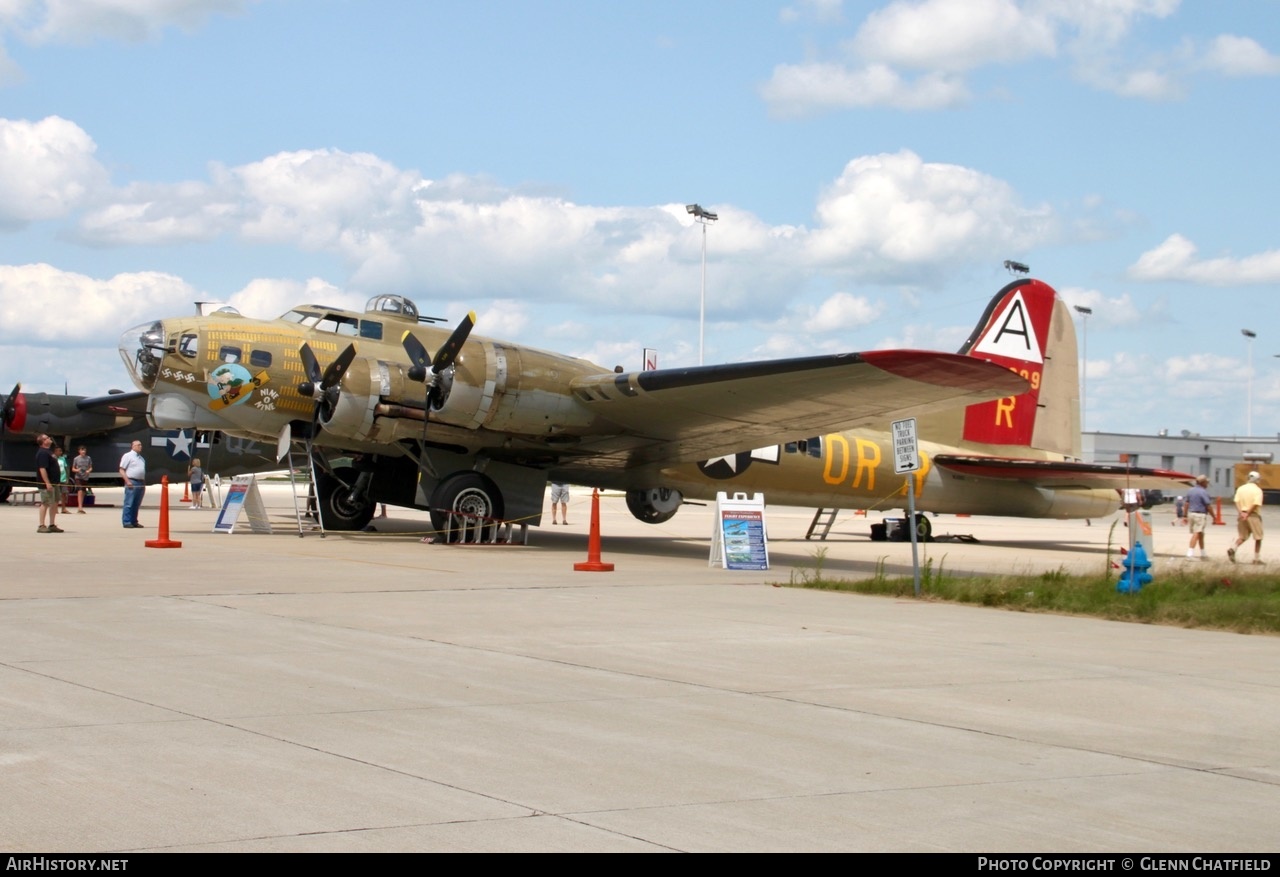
<box><xmin>315</xmin><ymin>466</ymin><xmax>375</xmax><ymax>531</ymax></box>
<box><xmin>913</xmin><ymin>513</ymin><xmax>932</xmax><ymax>542</ymax></box>
<box><xmin>430</xmin><ymin>472</ymin><xmax>504</xmax><ymax>543</ymax></box>
<box><xmin>0</xmin><ymin>482</ymin><xmax>11</xmax><ymax>504</ymax></box>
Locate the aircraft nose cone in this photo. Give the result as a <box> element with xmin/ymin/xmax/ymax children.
<box><xmin>119</xmin><ymin>320</ymin><xmax>166</xmax><ymax>391</ymax></box>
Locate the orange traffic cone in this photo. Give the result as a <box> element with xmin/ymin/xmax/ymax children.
<box><xmin>573</xmin><ymin>489</ymin><xmax>614</xmax><ymax>572</ymax></box>
<box><xmin>145</xmin><ymin>475</ymin><xmax>183</xmax><ymax>549</ymax></box>
<box><xmin>180</xmin><ymin>480</ymin><xmax>191</xmax><ymax>503</ymax></box>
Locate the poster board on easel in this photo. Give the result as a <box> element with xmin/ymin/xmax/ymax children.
<box><xmin>213</xmin><ymin>474</ymin><xmax>272</xmax><ymax>534</ymax></box>
<box><xmin>709</xmin><ymin>491</ymin><xmax>769</xmax><ymax>570</ymax></box>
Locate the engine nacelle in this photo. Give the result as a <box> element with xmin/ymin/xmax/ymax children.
<box><xmin>626</xmin><ymin>487</ymin><xmax>684</xmax><ymax>524</ymax></box>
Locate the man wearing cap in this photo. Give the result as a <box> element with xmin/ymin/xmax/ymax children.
<box><xmin>1228</xmin><ymin>471</ymin><xmax>1264</xmax><ymax>564</ymax></box>
<box><xmin>1185</xmin><ymin>475</ymin><xmax>1212</xmax><ymax>560</ymax></box>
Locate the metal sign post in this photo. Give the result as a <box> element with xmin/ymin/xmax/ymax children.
<box><xmin>892</xmin><ymin>418</ymin><xmax>922</xmax><ymax>597</ymax></box>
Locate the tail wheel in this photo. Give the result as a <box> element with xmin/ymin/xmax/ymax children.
<box><xmin>315</xmin><ymin>466</ymin><xmax>375</xmax><ymax>531</ymax></box>
<box><xmin>625</xmin><ymin>487</ymin><xmax>682</xmax><ymax>524</ymax></box>
<box><xmin>430</xmin><ymin>472</ymin><xmax>504</xmax><ymax>543</ymax></box>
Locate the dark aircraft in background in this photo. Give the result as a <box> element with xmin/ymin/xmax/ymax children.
<box><xmin>0</xmin><ymin>385</ymin><xmax>274</xmax><ymax>503</ymax></box>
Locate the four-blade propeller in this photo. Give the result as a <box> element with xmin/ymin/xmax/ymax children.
<box><xmin>297</xmin><ymin>342</ymin><xmax>357</xmax><ymax>430</ymax></box>
<box><xmin>402</xmin><ymin>310</ymin><xmax>476</xmax><ymax>407</ymax></box>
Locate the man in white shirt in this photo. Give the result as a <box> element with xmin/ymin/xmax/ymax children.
<box><xmin>118</xmin><ymin>440</ymin><xmax>146</xmax><ymax>529</ymax></box>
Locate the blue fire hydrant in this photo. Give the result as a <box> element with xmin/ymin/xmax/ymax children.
<box><xmin>1117</xmin><ymin>542</ymin><xmax>1153</xmax><ymax>593</ymax></box>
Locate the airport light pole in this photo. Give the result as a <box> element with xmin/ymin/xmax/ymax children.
<box><xmin>1243</xmin><ymin>328</ymin><xmax>1256</xmax><ymax>436</ymax></box>
<box><xmin>687</xmin><ymin>203</ymin><xmax>718</xmax><ymax>365</ymax></box>
<box><xmin>1074</xmin><ymin>305</ymin><xmax>1092</xmax><ymax>433</ymax></box>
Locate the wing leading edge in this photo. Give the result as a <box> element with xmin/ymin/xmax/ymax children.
<box><xmin>933</xmin><ymin>455</ymin><xmax>1196</xmax><ymax>491</ymax></box>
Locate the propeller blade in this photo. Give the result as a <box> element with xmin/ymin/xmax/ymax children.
<box><xmin>401</xmin><ymin>332</ymin><xmax>429</xmax><ymax>370</ymax></box>
<box><xmin>321</xmin><ymin>343</ymin><xmax>357</xmax><ymax>391</ymax></box>
<box><xmin>401</xmin><ymin>332</ymin><xmax>430</xmax><ymax>383</ymax></box>
<box><xmin>431</xmin><ymin>311</ymin><xmax>476</xmax><ymax>374</ymax></box>
<box><xmin>1</xmin><ymin>382</ymin><xmax>20</xmax><ymax>426</ymax></box>
<box><xmin>297</xmin><ymin>344</ymin><xmax>322</xmax><ymax>396</ymax></box>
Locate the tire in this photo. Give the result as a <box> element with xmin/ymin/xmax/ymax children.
<box><xmin>625</xmin><ymin>487</ymin><xmax>682</xmax><ymax>524</ymax></box>
<box><xmin>315</xmin><ymin>466</ymin><xmax>375</xmax><ymax>531</ymax></box>
<box><xmin>430</xmin><ymin>472</ymin><xmax>504</xmax><ymax>543</ymax></box>
<box><xmin>913</xmin><ymin>513</ymin><xmax>932</xmax><ymax>542</ymax></box>
<box><xmin>0</xmin><ymin>482</ymin><xmax>10</xmax><ymax>504</ymax></box>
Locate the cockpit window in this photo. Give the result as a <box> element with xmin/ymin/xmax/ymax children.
<box><xmin>314</xmin><ymin>315</ymin><xmax>359</xmax><ymax>336</ymax></box>
<box><xmin>281</xmin><ymin>310</ymin><xmax>321</xmax><ymax>327</ymax></box>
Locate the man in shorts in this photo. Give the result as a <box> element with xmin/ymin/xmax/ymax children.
<box><xmin>1185</xmin><ymin>474</ymin><xmax>1212</xmax><ymax>560</ymax></box>
<box><xmin>34</xmin><ymin>434</ymin><xmax>63</xmax><ymax>533</ymax></box>
<box><xmin>549</xmin><ymin>482</ymin><xmax>570</xmax><ymax>525</ymax></box>
<box><xmin>72</xmin><ymin>446</ymin><xmax>93</xmax><ymax>513</ymax></box>
<box><xmin>1228</xmin><ymin>471</ymin><xmax>1264</xmax><ymax>564</ymax></box>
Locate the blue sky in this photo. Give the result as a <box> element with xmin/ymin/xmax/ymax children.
<box><xmin>1</xmin><ymin>0</ymin><xmax>1278</xmax><ymax>439</ymax></box>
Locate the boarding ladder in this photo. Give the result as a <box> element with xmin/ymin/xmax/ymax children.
<box><xmin>285</xmin><ymin>440</ymin><xmax>323</xmax><ymax>537</ymax></box>
<box><xmin>805</xmin><ymin>507</ymin><xmax>839</xmax><ymax>541</ymax></box>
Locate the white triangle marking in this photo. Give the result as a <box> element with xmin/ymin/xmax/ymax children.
<box><xmin>973</xmin><ymin>290</ymin><xmax>1043</xmax><ymax>365</ymax></box>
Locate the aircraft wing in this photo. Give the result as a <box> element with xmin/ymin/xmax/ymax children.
<box><xmin>562</xmin><ymin>350</ymin><xmax>1028</xmax><ymax>469</ymax></box>
<box><xmin>75</xmin><ymin>390</ymin><xmax>150</xmax><ymax>418</ymax></box>
<box><xmin>932</xmin><ymin>455</ymin><xmax>1196</xmax><ymax>490</ymax></box>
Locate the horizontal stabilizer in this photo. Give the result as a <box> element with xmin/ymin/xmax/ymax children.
<box><xmin>934</xmin><ymin>455</ymin><xmax>1195</xmax><ymax>491</ymax></box>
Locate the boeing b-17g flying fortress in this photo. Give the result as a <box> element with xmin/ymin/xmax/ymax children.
<box><xmin>116</xmin><ymin>277</ymin><xmax>1190</xmax><ymax>538</ymax></box>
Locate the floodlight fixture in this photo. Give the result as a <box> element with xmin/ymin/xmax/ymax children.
<box><xmin>1075</xmin><ymin>304</ymin><xmax>1093</xmax><ymax>432</ymax></box>
<box><xmin>1243</xmin><ymin>328</ymin><xmax>1257</xmax><ymax>435</ymax></box>
<box><xmin>687</xmin><ymin>203</ymin><xmax>718</xmax><ymax>364</ymax></box>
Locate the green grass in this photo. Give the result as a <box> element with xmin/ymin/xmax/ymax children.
<box><xmin>785</xmin><ymin>556</ymin><xmax>1280</xmax><ymax>635</ymax></box>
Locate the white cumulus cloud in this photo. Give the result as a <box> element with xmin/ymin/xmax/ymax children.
<box><xmin>850</xmin><ymin>0</ymin><xmax>1056</xmax><ymax>72</ymax></box>
<box><xmin>0</xmin><ymin>116</ymin><xmax>107</xmax><ymax>227</ymax></box>
<box><xmin>806</xmin><ymin>150</ymin><xmax>1053</xmax><ymax>274</ymax></box>
<box><xmin>802</xmin><ymin>292</ymin><xmax>885</xmax><ymax>333</ymax></box>
<box><xmin>759</xmin><ymin>0</ymin><xmax>1252</xmax><ymax>114</ymax></box>
<box><xmin>1129</xmin><ymin>234</ymin><xmax>1280</xmax><ymax>285</ymax></box>
<box><xmin>761</xmin><ymin>62</ymin><xmax>969</xmax><ymax>114</ymax></box>
<box><xmin>0</xmin><ymin>262</ymin><xmax>196</xmax><ymax>344</ymax></box>
<box><xmin>1200</xmin><ymin>34</ymin><xmax>1280</xmax><ymax>77</ymax></box>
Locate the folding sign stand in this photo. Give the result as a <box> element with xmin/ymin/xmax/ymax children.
<box><xmin>709</xmin><ymin>492</ymin><xmax>769</xmax><ymax>570</ymax></box>
<box><xmin>213</xmin><ymin>474</ymin><xmax>272</xmax><ymax>535</ymax></box>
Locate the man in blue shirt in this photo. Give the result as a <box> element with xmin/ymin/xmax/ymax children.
<box><xmin>1185</xmin><ymin>475</ymin><xmax>1212</xmax><ymax>560</ymax></box>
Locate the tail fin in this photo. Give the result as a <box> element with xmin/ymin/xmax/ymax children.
<box><xmin>955</xmin><ymin>278</ymin><xmax>1080</xmax><ymax>457</ymax></box>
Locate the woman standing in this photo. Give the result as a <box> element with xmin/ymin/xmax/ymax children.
<box><xmin>188</xmin><ymin>458</ymin><xmax>205</xmax><ymax>509</ymax></box>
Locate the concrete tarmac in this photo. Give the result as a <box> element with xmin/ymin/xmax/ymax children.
<box><xmin>2</xmin><ymin>485</ymin><xmax>1277</xmax><ymax>852</ymax></box>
